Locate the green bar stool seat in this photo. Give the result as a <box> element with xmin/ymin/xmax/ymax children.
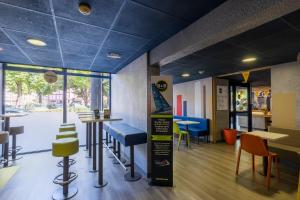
<box><xmin>52</xmin><ymin>138</ymin><xmax>79</xmax><ymax>200</ymax></box>
<box><xmin>60</xmin><ymin>123</ymin><xmax>75</xmax><ymax>127</ymax></box>
<box><xmin>56</xmin><ymin>131</ymin><xmax>78</xmax><ymax>140</ymax></box>
<box><xmin>59</xmin><ymin>125</ymin><xmax>76</xmax><ymax>133</ymax></box>
<box><xmin>0</xmin><ymin>131</ymin><xmax>9</xmax><ymax>167</ymax></box>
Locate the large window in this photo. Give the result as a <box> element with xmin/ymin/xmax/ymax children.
<box><xmin>2</xmin><ymin>64</ymin><xmax>111</xmax><ymax>152</ymax></box>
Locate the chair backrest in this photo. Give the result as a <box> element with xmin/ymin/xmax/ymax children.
<box><xmin>173</xmin><ymin>121</ymin><xmax>180</xmax><ymax>135</ymax></box>
<box><xmin>240</xmin><ymin>134</ymin><xmax>269</xmax><ymax>156</ymax></box>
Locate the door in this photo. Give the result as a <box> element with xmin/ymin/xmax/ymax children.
<box><xmin>229</xmin><ymin>83</ymin><xmax>252</xmax><ymax>132</ymax></box>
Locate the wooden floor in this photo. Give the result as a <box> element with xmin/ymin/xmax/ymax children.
<box><xmin>0</xmin><ymin>142</ymin><xmax>298</xmax><ymax>200</ymax></box>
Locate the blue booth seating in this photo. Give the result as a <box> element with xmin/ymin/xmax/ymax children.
<box><xmin>104</xmin><ymin>121</ymin><xmax>147</xmax><ymax>182</ymax></box>
<box><xmin>174</xmin><ymin>116</ymin><xmax>210</xmax><ymax>143</ymax></box>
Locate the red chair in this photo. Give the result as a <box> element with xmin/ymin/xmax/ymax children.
<box><xmin>235</xmin><ymin>134</ymin><xmax>279</xmax><ymax>189</ymax></box>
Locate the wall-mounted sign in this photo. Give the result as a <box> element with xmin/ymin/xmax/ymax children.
<box><xmin>150</xmin><ymin>76</ymin><xmax>173</xmax><ymax>187</ymax></box>
<box><xmin>217</xmin><ymin>85</ymin><xmax>228</xmax><ymax>111</ymax></box>
<box><xmin>44</xmin><ymin>70</ymin><xmax>57</xmax><ymax>84</ymax></box>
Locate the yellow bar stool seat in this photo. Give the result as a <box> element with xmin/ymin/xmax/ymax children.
<box><xmin>52</xmin><ymin>138</ymin><xmax>79</xmax><ymax>200</ymax></box>
<box><xmin>52</xmin><ymin>138</ymin><xmax>79</xmax><ymax>157</ymax></box>
<box><xmin>56</xmin><ymin>131</ymin><xmax>78</xmax><ymax>140</ymax></box>
<box><xmin>59</xmin><ymin>125</ymin><xmax>76</xmax><ymax>132</ymax></box>
<box><xmin>61</xmin><ymin>123</ymin><xmax>75</xmax><ymax>127</ymax></box>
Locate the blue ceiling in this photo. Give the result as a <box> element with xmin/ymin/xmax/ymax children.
<box><xmin>161</xmin><ymin>10</ymin><xmax>300</xmax><ymax>84</ymax></box>
<box><xmin>0</xmin><ymin>0</ymin><xmax>226</xmax><ymax>72</ymax></box>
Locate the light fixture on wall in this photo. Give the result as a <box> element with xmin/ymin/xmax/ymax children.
<box><xmin>27</xmin><ymin>39</ymin><xmax>47</xmax><ymax>47</ymax></box>
<box><xmin>78</xmin><ymin>2</ymin><xmax>92</xmax><ymax>15</ymax></box>
<box><xmin>107</xmin><ymin>52</ymin><xmax>122</xmax><ymax>59</ymax></box>
<box><xmin>198</xmin><ymin>70</ymin><xmax>205</xmax><ymax>74</ymax></box>
<box><xmin>181</xmin><ymin>73</ymin><xmax>190</xmax><ymax>77</ymax></box>
<box><xmin>242</xmin><ymin>57</ymin><xmax>257</xmax><ymax>63</ymax></box>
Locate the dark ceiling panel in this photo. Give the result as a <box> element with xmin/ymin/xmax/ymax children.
<box><xmin>0</xmin><ymin>0</ymin><xmax>51</xmax><ymax>13</ymax></box>
<box><xmin>112</xmin><ymin>1</ymin><xmax>187</xmax><ymax>39</ymax></box>
<box><xmin>52</xmin><ymin>0</ymin><xmax>123</xmax><ymax>29</ymax></box>
<box><xmin>0</xmin><ymin>43</ymin><xmax>32</xmax><ymax>64</ymax></box>
<box><xmin>22</xmin><ymin>47</ymin><xmax>61</xmax><ymax>63</ymax></box>
<box><xmin>64</xmin><ymin>62</ymin><xmax>91</xmax><ymax>71</ymax></box>
<box><xmin>163</xmin><ymin>10</ymin><xmax>300</xmax><ymax>84</ymax></box>
<box><xmin>56</xmin><ymin>18</ymin><xmax>108</xmax><ymax>45</ymax></box>
<box><xmin>0</xmin><ymin>30</ymin><xmax>13</xmax><ymax>45</ymax></box>
<box><xmin>60</xmin><ymin>40</ymin><xmax>98</xmax><ymax>57</ymax></box>
<box><xmin>132</xmin><ymin>0</ymin><xmax>226</xmax><ymax>22</ymax></box>
<box><xmin>103</xmin><ymin>31</ymin><xmax>148</xmax><ymax>51</ymax></box>
<box><xmin>63</xmin><ymin>53</ymin><xmax>93</xmax><ymax>65</ymax></box>
<box><xmin>0</xmin><ymin>3</ymin><xmax>55</xmax><ymax>36</ymax></box>
<box><xmin>5</xmin><ymin>29</ymin><xmax>59</xmax><ymax>51</ymax></box>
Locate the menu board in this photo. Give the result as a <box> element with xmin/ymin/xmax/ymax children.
<box><xmin>150</xmin><ymin>76</ymin><xmax>173</xmax><ymax>187</ymax></box>
<box><xmin>217</xmin><ymin>85</ymin><xmax>228</xmax><ymax>111</ymax></box>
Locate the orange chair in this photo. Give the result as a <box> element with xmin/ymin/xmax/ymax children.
<box><xmin>235</xmin><ymin>134</ymin><xmax>280</xmax><ymax>190</ymax></box>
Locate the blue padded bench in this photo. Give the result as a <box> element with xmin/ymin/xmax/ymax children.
<box><xmin>104</xmin><ymin>121</ymin><xmax>147</xmax><ymax>181</ymax></box>
<box><xmin>174</xmin><ymin>116</ymin><xmax>210</xmax><ymax>143</ymax></box>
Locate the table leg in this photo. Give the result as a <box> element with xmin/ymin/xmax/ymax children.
<box><xmin>85</xmin><ymin>124</ymin><xmax>88</xmax><ymax>151</ymax></box>
<box><xmin>3</xmin><ymin>118</ymin><xmax>10</xmax><ymax>167</ymax></box>
<box><xmin>88</xmin><ymin>123</ymin><xmax>92</xmax><ymax>158</ymax></box>
<box><xmin>95</xmin><ymin>122</ymin><xmax>107</xmax><ymax>188</ymax></box>
<box><xmin>186</xmin><ymin>125</ymin><xmax>188</xmax><ymax>147</ymax></box>
<box><xmin>90</xmin><ymin>122</ymin><xmax>97</xmax><ymax>173</ymax></box>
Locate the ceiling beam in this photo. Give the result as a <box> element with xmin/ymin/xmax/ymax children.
<box><xmin>149</xmin><ymin>0</ymin><xmax>300</xmax><ymax>67</ymax></box>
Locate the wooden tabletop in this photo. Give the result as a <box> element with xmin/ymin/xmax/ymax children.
<box><xmin>176</xmin><ymin>120</ymin><xmax>200</xmax><ymax>125</ymax></box>
<box><xmin>247</xmin><ymin>131</ymin><xmax>288</xmax><ymax>141</ymax></box>
<box><xmin>0</xmin><ymin>113</ymin><xmax>28</xmax><ymax>118</ymax></box>
<box><xmin>268</xmin><ymin>142</ymin><xmax>300</xmax><ymax>154</ymax></box>
<box><xmin>79</xmin><ymin>116</ymin><xmax>122</xmax><ymax>123</ymax></box>
<box><xmin>173</xmin><ymin>119</ymin><xmax>182</xmax><ymax>122</ymax></box>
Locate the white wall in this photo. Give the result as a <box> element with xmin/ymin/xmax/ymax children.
<box><xmin>111</xmin><ymin>53</ymin><xmax>148</xmax><ymax>173</ymax></box>
<box><xmin>271</xmin><ymin>62</ymin><xmax>300</xmax><ymax>129</ymax></box>
<box><xmin>173</xmin><ymin>77</ymin><xmax>212</xmax><ymax>119</ymax></box>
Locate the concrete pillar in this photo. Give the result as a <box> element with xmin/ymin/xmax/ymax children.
<box><xmin>90</xmin><ymin>77</ymin><xmax>102</xmax><ymax>110</ymax></box>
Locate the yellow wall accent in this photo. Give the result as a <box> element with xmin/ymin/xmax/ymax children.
<box><xmin>272</xmin><ymin>93</ymin><xmax>296</xmax><ymax>129</ymax></box>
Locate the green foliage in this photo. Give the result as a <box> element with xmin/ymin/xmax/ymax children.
<box><xmin>68</xmin><ymin>76</ymin><xmax>90</xmax><ymax>106</ymax></box>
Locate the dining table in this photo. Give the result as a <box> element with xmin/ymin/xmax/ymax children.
<box><xmin>247</xmin><ymin>131</ymin><xmax>288</xmax><ymax>176</ymax></box>
<box><xmin>0</xmin><ymin>112</ymin><xmax>28</xmax><ymax>167</ymax></box>
<box><xmin>78</xmin><ymin>115</ymin><xmax>122</xmax><ymax>188</ymax></box>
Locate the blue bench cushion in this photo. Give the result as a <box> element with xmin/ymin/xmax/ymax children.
<box><xmin>105</xmin><ymin>122</ymin><xmax>147</xmax><ymax>147</ymax></box>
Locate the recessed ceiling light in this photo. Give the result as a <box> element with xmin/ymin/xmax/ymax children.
<box><xmin>181</xmin><ymin>73</ymin><xmax>190</xmax><ymax>77</ymax></box>
<box><xmin>27</xmin><ymin>39</ymin><xmax>47</xmax><ymax>47</ymax></box>
<box><xmin>198</xmin><ymin>70</ymin><xmax>205</xmax><ymax>74</ymax></box>
<box><xmin>107</xmin><ymin>52</ymin><xmax>121</xmax><ymax>59</ymax></box>
<box><xmin>0</xmin><ymin>47</ymin><xmax>3</xmax><ymax>52</ymax></box>
<box><xmin>242</xmin><ymin>57</ymin><xmax>257</xmax><ymax>63</ymax></box>
<box><xmin>78</xmin><ymin>2</ymin><xmax>91</xmax><ymax>15</ymax></box>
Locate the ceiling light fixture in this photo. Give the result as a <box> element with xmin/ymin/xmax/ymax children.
<box><xmin>198</xmin><ymin>70</ymin><xmax>205</xmax><ymax>74</ymax></box>
<box><xmin>78</xmin><ymin>2</ymin><xmax>91</xmax><ymax>15</ymax></box>
<box><xmin>242</xmin><ymin>57</ymin><xmax>257</xmax><ymax>63</ymax></box>
<box><xmin>107</xmin><ymin>52</ymin><xmax>122</xmax><ymax>59</ymax></box>
<box><xmin>181</xmin><ymin>73</ymin><xmax>190</xmax><ymax>77</ymax></box>
<box><xmin>27</xmin><ymin>39</ymin><xmax>47</xmax><ymax>47</ymax></box>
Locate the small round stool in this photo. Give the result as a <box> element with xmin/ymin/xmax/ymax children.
<box><xmin>9</xmin><ymin>126</ymin><xmax>24</xmax><ymax>161</ymax></box>
<box><xmin>60</xmin><ymin>123</ymin><xmax>75</xmax><ymax>127</ymax></box>
<box><xmin>59</xmin><ymin>125</ymin><xmax>76</xmax><ymax>132</ymax></box>
<box><xmin>0</xmin><ymin>131</ymin><xmax>9</xmax><ymax>167</ymax></box>
<box><xmin>56</xmin><ymin>131</ymin><xmax>78</xmax><ymax>168</ymax></box>
<box><xmin>52</xmin><ymin>138</ymin><xmax>79</xmax><ymax>200</ymax></box>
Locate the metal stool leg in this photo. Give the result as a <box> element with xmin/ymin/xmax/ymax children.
<box><xmin>124</xmin><ymin>146</ymin><xmax>141</xmax><ymax>181</ymax></box>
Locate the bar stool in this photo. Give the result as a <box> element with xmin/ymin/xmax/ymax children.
<box><xmin>9</xmin><ymin>126</ymin><xmax>24</xmax><ymax>161</ymax></box>
<box><xmin>0</xmin><ymin>131</ymin><xmax>9</xmax><ymax>168</ymax></box>
<box><xmin>52</xmin><ymin>138</ymin><xmax>79</xmax><ymax>200</ymax></box>
<box><xmin>59</xmin><ymin>125</ymin><xmax>76</xmax><ymax>133</ymax></box>
<box><xmin>56</xmin><ymin>131</ymin><xmax>78</xmax><ymax>168</ymax></box>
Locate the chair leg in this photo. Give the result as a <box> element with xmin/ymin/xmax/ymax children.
<box><xmin>266</xmin><ymin>156</ymin><xmax>272</xmax><ymax>190</ymax></box>
<box><xmin>235</xmin><ymin>147</ymin><xmax>242</xmax><ymax>175</ymax></box>
<box><xmin>252</xmin><ymin>154</ymin><xmax>255</xmax><ymax>173</ymax></box>
<box><xmin>187</xmin><ymin>134</ymin><xmax>190</xmax><ymax>149</ymax></box>
<box><xmin>177</xmin><ymin>134</ymin><xmax>182</xmax><ymax>151</ymax></box>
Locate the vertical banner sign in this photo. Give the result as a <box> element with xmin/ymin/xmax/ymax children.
<box><xmin>150</xmin><ymin>76</ymin><xmax>173</xmax><ymax>186</ymax></box>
